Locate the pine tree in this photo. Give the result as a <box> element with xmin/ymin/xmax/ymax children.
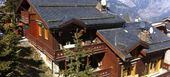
<box><xmin>0</xmin><ymin>27</ymin><xmax>21</xmax><ymax>76</ymax></box>
<box><xmin>59</xmin><ymin>32</ymin><xmax>97</xmax><ymax>77</ymax></box>
<box><xmin>0</xmin><ymin>0</ymin><xmax>54</xmax><ymax>77</ymax></box>
<box><xmin>0</xmin><ymin>0</ymin><xmax>21</xmax><ymax>30</ymax></box>
<box><xmin>0</xmin><ymin>0</ymin><xmax>20</xmax><ymax>75</ymax></box>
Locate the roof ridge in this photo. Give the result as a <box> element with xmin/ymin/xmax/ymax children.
<box><xmin>80</xmin><ymin>16</ymin><xmax>115</xmax><ymax>20</ymax></box>
<box><xmin>39</xmin><ymin>3</ymin><xmax>96</xmax><ymax>7</ymax></box>
<box><xmin>97</xmin><ymin>28</ymin><xmax>122</xmax><ymax>31</ymax></box>
<box><xmin>47</xmin><ymin>16</ymin><xmax>115</xmax><ymax>22</ymax></box>
<box><xmin>150</xmin><ymin>39</ymin><xmax>170</xmax><ymax>45</ymax></box>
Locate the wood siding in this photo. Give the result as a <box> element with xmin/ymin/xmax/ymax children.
<box><xmin>136</xmin><ymin>60</ymin><xmax>145</xmax><ymax>76</ymax></box>
<box><xmin>23</xmin><ymin>7</ymin><xmax>60</xmax><ymax>60</ymax></box>
<box><xmin>99</xmin><ymin>47</ymin><xmax>121</xmax><ymax>77</ymax></box>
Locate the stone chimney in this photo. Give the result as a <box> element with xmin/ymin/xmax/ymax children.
<box><xmin>96</xmin><ymin>0</ymin><xmax>107</xmax><ymax>12</ymax></box>
<box><xmin>138</xmin><ymin>30</ymin><xmax>150</xmax><ymax>42</ymax></box>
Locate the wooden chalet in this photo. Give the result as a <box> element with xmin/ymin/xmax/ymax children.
<box><xmin>152</xmin><ymin>18</ymin><xmax>170</xmax><ymax>73</ymax></box>
<box><xmin>121</xmin><ymin>22</ymin><xmax>170</xmax><ymax>77</ymax></box>
<box><xmin>17</xmin><ymin>0</ymin><xmax>170</xmax><ymax>77</ymax></box>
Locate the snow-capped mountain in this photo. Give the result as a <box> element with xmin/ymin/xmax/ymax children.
<box><xmin>107</xmin><ymin>0</ymin><xmax>170</xmax><ymax>23</ymax></box>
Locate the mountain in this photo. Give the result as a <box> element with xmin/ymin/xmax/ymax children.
<box><xmin>107</xmin><ymin>0</ymin><xmax>170</xmax><ymax>23</ymax></box>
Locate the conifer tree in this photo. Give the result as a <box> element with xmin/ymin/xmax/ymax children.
<box><xmin>0</xmin><ymin>1</ymin><xmax>20</xmax><ymax>75</ymax></box>
<box><xmin>0</xmin><ymin>31</ymin><xmax>20</xmax><ymax>76</ymax></box>
<box><xmin>0</xmin><ymin>0</ymin><xmax>46</xmax><ymax>76</ymax></box>
<box><xmin>59</xmin><ymin>32</ymin><xmax>97</xmax><ymax>77</ymax></box>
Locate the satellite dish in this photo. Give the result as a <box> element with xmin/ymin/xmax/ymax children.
<box><xmin>101</xmin><ymin>0</ymin><xmax>107</xmax><ymax>6</ymax></box>
<box><xmin>149</xmin><ymin>27</ymin><xmax>154</xmax><ymax>34</ymax></box>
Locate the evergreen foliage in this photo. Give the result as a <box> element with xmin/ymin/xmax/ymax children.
<box><xmin>0</xmin><ymin>0</ymin><xmax>53</xmax><ymax>77</ymax></box>
<box><xmin>0</xmin><ymin>1</ymin><xmax>19</xmax><ymax>76</ymax></box>
<box><xmin>0</xmin><ymin>27</ymin><xmax>20</xmax><ymax>76</ymax></box>
<box><xmin>59</xmin><ymin>32</ymin><xmax>96</xmax><ymax>77</ymax></box>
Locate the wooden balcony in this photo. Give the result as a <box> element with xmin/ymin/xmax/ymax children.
<box><xmin>26</xmin><ymin>33</ymin><xmax>108</xmax><ymax>61</ymax></box>
<box><xmin>55</xmin><ymin>43</ymin><xmax>108</xmax><ymax>61</ymax></box>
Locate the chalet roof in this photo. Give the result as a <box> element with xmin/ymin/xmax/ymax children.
<box><xmin>97</xmin><ymin>28</ymin><xmax>146</xmax><ymax>61</ymax></box>
<box><xmin>124</xmin><ymin>22</ymin><xmax>170</xmax><ymax>53</ymax></box>
<box><xmin>27</xmin><ymin>0</ymin><xmax>125</xmax><ymax>29</ymax></box>
<box><xmin>97</xmin><ymin>22</ymin><xmax>170</xmax><ymax>61</ymax></box>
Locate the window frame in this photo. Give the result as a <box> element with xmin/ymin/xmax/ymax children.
<box><xmin>44</xmin><ymin>28</ymin><xmax>48</xmax><ymax>40</ymax></box>
<box><xmin>38</xmin><ymin>26</ymin><xmax>42</xmax><ymax>36</ymax></box>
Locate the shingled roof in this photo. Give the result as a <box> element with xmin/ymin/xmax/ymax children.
<box><xmin>97</xmin><ymin>28</ymin><xmax>148</xmax><ymax>61</ymax></box>
<box><xmin>124</xmin><ymin>22</ymin><xmax>170</xmax><ymax>53</ymax></box>
<box><xmin>97</xmin><ymin>22</ymin><xmax>170</xmax><ymax>61</ymax></box>
<box><xmin>27</xmin><ymin>0</ymin><xmax>125</xmax><ymax>29</ymax></box>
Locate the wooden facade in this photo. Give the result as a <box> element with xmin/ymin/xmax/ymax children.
<box><xmin>17</xmin><ymin>0</ymin><xmax>170</xmax><ymax>77</ymax></box>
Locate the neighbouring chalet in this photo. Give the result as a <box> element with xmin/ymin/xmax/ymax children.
<box><xmin>17</xmin><ymin>0</ymin><xmax>170</xmax><ymax>77</ymax></box>
<box><xmin>97</xmin><ymin>22</ymin><xmax>170</xmax><ymax>77</ymax></box>
<box><xmin>122</xmin><ymin>22</ymin><xmax>170</xmax><ymax>76</ymax></box>
<box><xmin>152</xmin><ymin>18</ymin><xmax>170</xmax><ymax>72</ymax></box>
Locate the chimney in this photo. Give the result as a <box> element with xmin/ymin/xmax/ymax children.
<box><xmin>138</xmin><ymin>30</ymin><xmax>150</xmax><ymax>42</ymax></box>
<box><xmin>96</xmin><ymin>0</ymin><xmax>107</xmax><ymax>12</ymax></box>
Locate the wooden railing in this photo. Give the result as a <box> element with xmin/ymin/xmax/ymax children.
<box><xmin>26</xmin><ymin>33</ymin><xmax>108</xmax><ymax>61</ymax></box>
<box><xmin>55</xmin><ymin>43</ymin><xmax>108</xmax><ymax>60</ymax></box>
<box><xmin>95</xmin><ymin>68</ymin><xmax>112</xmax><ymax>77</ymax></box>
<box><xmin>83</xmin><ymin>43</ymin><xmax>108</xmax><ymax>52</ymax></box>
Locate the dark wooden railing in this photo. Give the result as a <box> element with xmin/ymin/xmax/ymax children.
<box><xmin>55</xmin><ymin>43</ymin><xmax>108</xmax><ymax>60</ymax></box>
<box><xmin>95</xmin><ymin>68</ymin><xmax>112</xmax><ymax>77</ymax></box>
<box><xmin>26</xmin><ymin>33</ymin><xmax>108</xmax><ymax>61</ymax></box>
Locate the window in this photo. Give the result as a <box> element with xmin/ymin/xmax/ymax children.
<box><xmin>38</xmin><ymin>26</ymin><xmax>42</xmax><ymax>36</ymax></box>
<box><xmin>44</xmin><ymin>29</ymin><xmax>48</xmax><ymax>40</ymax></box>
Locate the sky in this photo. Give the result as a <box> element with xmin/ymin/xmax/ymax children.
<box><xmin>0</xmin><ymin>0</ymin><xmax>5</xmax><ymax>6</ymax></box>
<box><xmin>107</xmin><ymin>0</ymin><xmax>170</xmax><ymax>23</ymax></box>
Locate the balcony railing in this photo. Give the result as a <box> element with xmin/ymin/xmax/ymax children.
<box><xmin>26</xmin><ymin>33</ymin><xmax>108</xmax><ymax>61</ymax></box>
<box><xmin>55</xmin><ymin>43</ymin><xmax>108</xmax><ymax>60</ymax></box>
